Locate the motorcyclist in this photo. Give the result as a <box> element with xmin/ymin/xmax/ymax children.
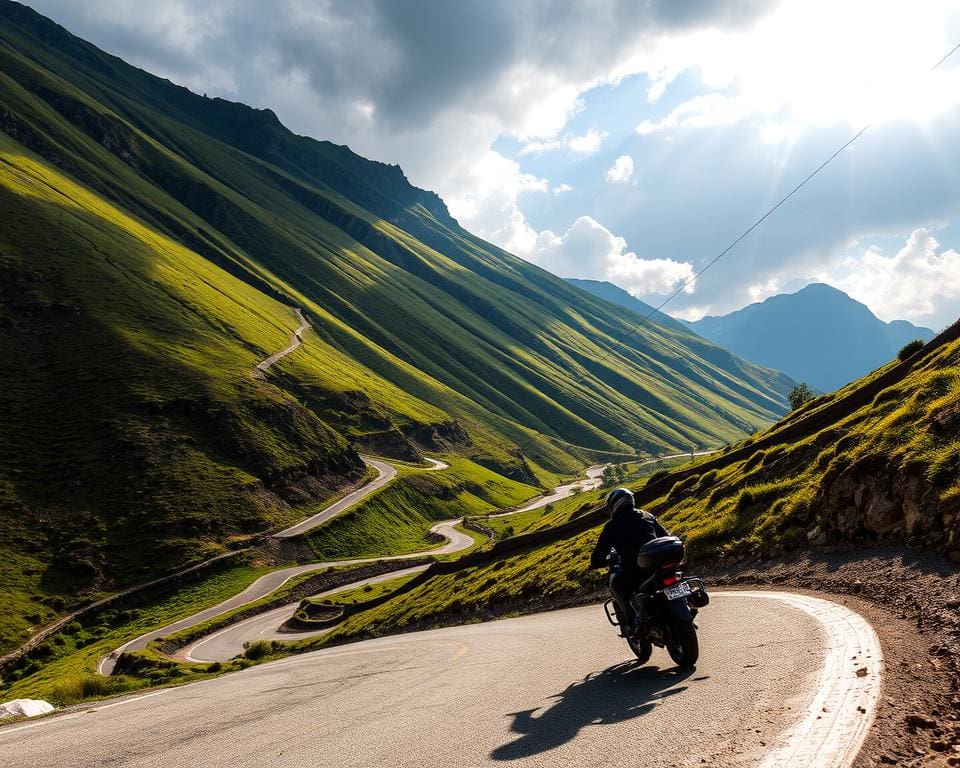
<box><xmin>589</xmin><ymin>487</ymin><xmax>670</xmax><ymax>633</ymax></box>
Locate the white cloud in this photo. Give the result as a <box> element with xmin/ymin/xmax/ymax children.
<box><xmin>669</xmin><ymin>305</ymin><xmax>713</xmax><ymax>322</ymax></box>
<box><xmin>566</xmin><ymin>129</ymin><xmax>607</xmax><ymax>154</ymax></box>
<box><xmin>827</xmin><ymin>229</ymin><xmax>960</xmax><ymax>324</ymax></box>
<box><xmin>607</xmin><ymin>252</ymin><xmax>695</xmax><ymax>296</ymax></box>
<box><xmin>747</xmin><ymin>277</ymin><xmax>780</xmax><ymax>303</ymax></box>
<box><xmin>528</xmin><ymin>216</ymin><xmax>694</xmax><ymax>296</ymax></box>
<box><xmin>518</xmin><ymin>128</ymin><xmax>607</xmax><ymax>156</ymax></box>
<box><xmin>632</xmin><ymin>0</ymin><xmax>960</xmax><ymax>140</ymax></box>
<box><xmin>605</xmin><ymin>155</ymin><xmax>634</xmax><ymax>183</ymax></box>
<box><xmin>444</xmin><ymin>150</ymin><xmax>548</xmax><ymax>257</ymax></box>
<box><xmin>635</xmin><ymin>93</ymin><xmax>753</xmax><ymax>135</ymax></box>
<box><xmin>552</xmin><ymin>183</ymin><xmax>573</xmax><ymax>194</ymax></box>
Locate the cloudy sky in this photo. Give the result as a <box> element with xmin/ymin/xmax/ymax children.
<box><xmin>27</xmin><ymin>0</ymin><xmax>960</xmax><ymax>329</ymax></box>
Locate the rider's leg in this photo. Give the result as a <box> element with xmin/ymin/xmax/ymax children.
<box><xmin>611</xmin><ymin>571</ymin><xmax>637</xmax><ymax>627</ymax></box>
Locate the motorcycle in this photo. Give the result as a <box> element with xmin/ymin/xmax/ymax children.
<box><xmin>603</xmin><ymin>536</ymin><xmax>709</xmax><ymax>668</ymax></box>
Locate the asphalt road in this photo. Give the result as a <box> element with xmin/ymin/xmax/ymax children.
<box><xmin>273</xmin><ymin>457</ymin><xmax>397</xmax><ymax>538</ymax></box>
<box><xmin>491</xmin><ymin>463</ymin><xmax>607</xmax><ymax>518</ymax></box>
<box><xmin>255</xmin><ymin>307</ymin><xmax>310</xmax><ymax>374</ymax></box>
<box><xmin>180</xmin><ymin>565</ymin><xmax>431</xmax><ymax>663</ymax></box>
<box><xmin>181</xmin><ymin>520</ymin><xmax>475</xmax><ymax>663</ymax></box>
<box><xmin>99</xmin><ymin>511</ymin><xmax>468</xmax><ymax>677</ymax></box>
<box><xmin>8</xmin><ymin>594</ymin><xmax>880</xmax><ymax>768</ymax></box>
<box><xmin>98</xmin><ymin>517</ymin><xmax>474</xmax><ymax>675</ymax></box>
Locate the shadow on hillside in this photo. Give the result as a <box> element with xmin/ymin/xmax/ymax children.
<box><xmin>490</xmin><ymin>661</ymin><xmax>696</xmax><ymax>761</ymax></box>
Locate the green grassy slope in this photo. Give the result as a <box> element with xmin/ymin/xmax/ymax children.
<box><xmin>312</xmin><ymin>326</ymin><xmax>960</xmax><ymax>645</ymax></box>
<box><xmin>0</xmin><ymin>1</ymin><xmax>793</xmax><ymax>652</ymax></box>
<box><xmin>303</xmin><ymin>457</ymin><xmax>538</xmax><ymax>560</ymax></box>
<box><xmin>0</xmin><ymin>136</ymin><xmax>364</xmax><ymax>650</ymax></box>
<box><xmin>0</xmin><ymin>1</ymin><xmax>791</xmax><ymax>460</ymax></box>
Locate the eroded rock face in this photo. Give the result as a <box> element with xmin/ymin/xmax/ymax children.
<box><xmin>816</xmin><ymin>459</ymin><xmax>958</xmax><ymax>554</ymax></box>
<box><xmin>808</xmin><ymin>389</ymin><xmax>960</xmax><ymax>555</ymax></box>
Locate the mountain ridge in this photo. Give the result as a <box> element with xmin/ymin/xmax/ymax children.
<box><xmin>0</xmin><ymin>0</ymin><xmax>792</xmax><ymax>651</ymax></box>
<box><xmin>683</xmin><ymin>282</ymin><xmax>934</xmax><ymax>391</ymax></box>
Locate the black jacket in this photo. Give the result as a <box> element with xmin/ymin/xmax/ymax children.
<box><xmin>589</xmin><ymin>506</ymin><xmax>670</xmax><ymax>571</ymax></box>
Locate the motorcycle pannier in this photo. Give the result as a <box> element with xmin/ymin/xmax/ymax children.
<box><xmin>636</xmin><ymin>536</ymin><xmax>685</xmax><ymax>569</ymax></box>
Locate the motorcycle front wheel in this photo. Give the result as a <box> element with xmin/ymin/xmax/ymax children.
<box><xmin>666</xmin><ymin>617</ymin><xmax>699</xmax><ymax>668</ymax></box>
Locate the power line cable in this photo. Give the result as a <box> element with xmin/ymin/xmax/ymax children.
<box><xmin>585</xmin><ymin>37</ymin><xmax>960</xmax><ymax>374</ymax></box>
<box><xmin>518</xmin><ymin>38</ymin><xmax>960</xmax><ymax>457</ymax></box>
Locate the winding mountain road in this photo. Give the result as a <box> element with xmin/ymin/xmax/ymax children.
<box><xmin>490</xmin><ymin>463</ymin><xmax>607</xmax><ymax>518</ymax></box>
<box><xmin>255</xmin><ymin>308</ymin><xmax>310</xmax><ymax>374</ymax></box>
<box><xmin>97</xmin><ymin>458</ymin><xmax>700</xmax><ymax>673</ymax></box>
<box><xmin>7</xmin><ymin>593</ymin><xmax>881</xmax><ymax>768</ymax></box>
<box><xmin>180</xmin><ymin>517</ymin><xmax>476</xmax><ymax>663</ymax></box>
<box><xmin>97</xmin><ymin>456</ymin><xmax>452</xmax><ymax>675</ymax></box>
<box><xmin>274</xmin><ymin>457</ymin><xmax>447</xmax><ymax>538</ymax></box>
<box><xmin>179</xmin><ymin>565</ymin><xmax>431</xmax><ymax>663</ymax></box>
<box><xmin>490</xmin><ymin>450</ymin><xmax>717</xmax><ymax>519</ymax></box>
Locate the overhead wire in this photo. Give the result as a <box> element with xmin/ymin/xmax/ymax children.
<box><xmin>516</xmin><ymin>37</ymin><xmax>960</xmax><ymax>456</ymax></box>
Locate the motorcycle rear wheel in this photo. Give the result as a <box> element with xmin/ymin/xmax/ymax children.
<box><xmin>666</xmin><ymin>617</ymin><xmax>699</xmax><ymax>668</ymax></box>
<box><xmin>627</xmin><ymin>635</ymin><xmax>652</xmax><ymax>664</ymax></box>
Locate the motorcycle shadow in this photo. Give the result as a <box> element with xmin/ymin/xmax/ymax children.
<box><xmin>490</xmin><ymin>662</ymin><xmax>696</xmax><ymax>761</ymax></box>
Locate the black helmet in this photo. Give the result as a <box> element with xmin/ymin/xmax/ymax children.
<box><xmin>606</xmin><ymin>487</ymin><xmax>634</xmax><ymax>516</ymax></box>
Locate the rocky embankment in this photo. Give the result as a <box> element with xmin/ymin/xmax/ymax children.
<box><xmin>811</xmin><ymin>399</ymin><xmax>960</xmax><ymax>564</ymax></box>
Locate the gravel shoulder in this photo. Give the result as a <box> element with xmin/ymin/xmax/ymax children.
<box><xmin>700</xmin><ymin>546</ymin><xmax>960</xmax><ymax>767</ymax></box>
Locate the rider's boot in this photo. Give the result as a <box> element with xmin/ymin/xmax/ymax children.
<box><xmin>628</xmin><ymin>594</ymin><xmax>648</xmax><ymax>637</ymax></box>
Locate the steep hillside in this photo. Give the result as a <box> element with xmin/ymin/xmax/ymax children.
<box><xmin>315</xmin><ymin>319</ymin><xmax>960</xmax><ymax>643</ymax></box>
<box><xmin>0</xmin><ymin>2</ymin><xmax>792</xmax><ymax>650</ymax></box>
<box><xmin>686</xmin><ymin>283</ymin><xmax>935</xmax><ymax>392</ymax></box>
<box><xmin>565</xmin><ymin>278</ymin><xmax>690</xmax><ymax>333</ymax></box>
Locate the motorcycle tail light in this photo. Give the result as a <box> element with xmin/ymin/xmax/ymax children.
<box><xmin>663</xmin><ymin>574</ymin><xmax>679</xmax><ymax>587</ymax></box>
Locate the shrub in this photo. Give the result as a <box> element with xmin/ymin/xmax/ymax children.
<box><xmin>788</xmin><ymin>383</ymin><xmax>816</xmax><ymax>410</ymax></box>
<box><xmin>646</xmin><ymin>470</ymin><xmax>669</xmax><ymax>485</ymax></box>
<box><xmin>667</xmin><ymin>474</ymin><xmax>699</xmax><ymax>501</ymax></box>
<box><xmin>243</xmin><ymin>641</ymin><xmax>271</xmax><ymax>660</ymax></box>
<box><xmin>28</xmin><ymin>642</ymin><xmax>55</xmax><ymax>661</ymax></box>
<box><xmin>696</xmin><ymin>470</ymin><xmax>719</xmax><ymax>489</ymax></box>
<box><xmin>50</xmin><ymin>675</ymin><xmax>132</xmax><ymax>706</ymax></box>
<box><xmin>736</xmin><ymin>489</ymin><xmax>756</xmax><ymax>510</ymax></box>
<box><xmin>897</xmin><ymin>339</ymin><xmax>926</xmax><ymax>361</ymax></box>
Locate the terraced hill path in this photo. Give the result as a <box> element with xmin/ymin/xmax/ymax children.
<box><xmin>254</xmin><ymin>307</ymin><xmax>310</xmax><ymax>376</ymax></box>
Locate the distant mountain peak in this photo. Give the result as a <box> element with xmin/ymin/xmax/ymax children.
<box><xmin>686</xmin><ymin>283</ymin><xmax>934</xmax><ymax>391</ymax></box>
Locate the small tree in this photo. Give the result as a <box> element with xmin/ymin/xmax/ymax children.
<box><xmin>788</xmin><ymin>383</ymin><xmax>815</xmax><ymax>410</ymax></box>
<box><xmin>897</xmin><ymin>338</ymin><xmax>925</xmax><ymax>361</ymax></box>
<box><xmin>603</xmin><ymin>463</ymin><xmax>628</xmax><ymax>487</ymax></box>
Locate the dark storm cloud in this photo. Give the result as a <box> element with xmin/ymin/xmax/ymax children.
<box><xmin>24</xmin><ymin>0</ymin><xmax>774</xmax><ymax>131</ymax></box>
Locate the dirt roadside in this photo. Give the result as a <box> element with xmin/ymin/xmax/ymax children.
<box><xmin>699</xmin><ymin>546</ymin><xmax>960</xmax><ymax>767</ymax></box>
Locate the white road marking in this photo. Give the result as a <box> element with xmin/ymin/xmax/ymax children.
<box><xmin>721</xmin><ymin>591</ymin><xmax>882</xmax><ymax>768</ymax></box>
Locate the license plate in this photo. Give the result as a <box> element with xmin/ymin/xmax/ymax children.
<box><xmin>664</xmin><ymin>582</ymin><xmax>692</xmax><ymax>600</ymax></box>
